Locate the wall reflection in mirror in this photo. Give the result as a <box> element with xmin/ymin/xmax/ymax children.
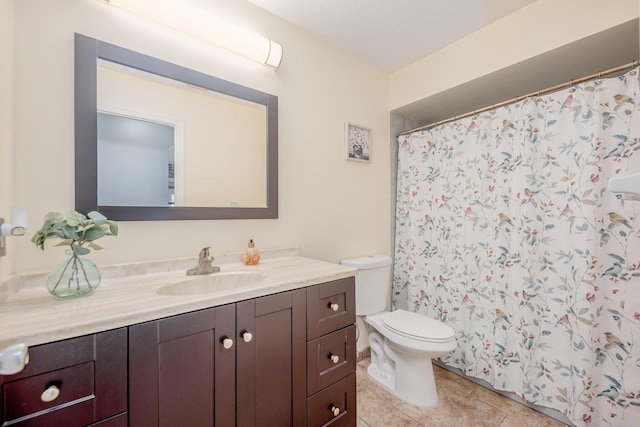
<box><xmin>97</xmin><ymin>60</ymin><xmax>267</xmax><ymax>208</ymax></box>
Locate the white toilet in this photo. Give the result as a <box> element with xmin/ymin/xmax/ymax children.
<box><xmin>341</xmin><ymin>255</ymin><xmax>456</xmax><ymax>407</ymax></box>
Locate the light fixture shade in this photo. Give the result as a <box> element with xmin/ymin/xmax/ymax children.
<box><xmin>100</xmin><ymin>0</ymin><xmax>283</xmax><ymax>69</ymax></box>
<box><xmin>266</xmin><ymin>40</ymin><xmax>283</xmax><ymax>68</ymax></box>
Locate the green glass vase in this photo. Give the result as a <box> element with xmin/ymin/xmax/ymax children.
<box><xmin>46</xmin><ymin>250</ymin><xmax>101</xmax><ymax>298</ymax></box>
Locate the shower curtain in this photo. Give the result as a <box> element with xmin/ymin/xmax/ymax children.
<box><xmin>394</xmin><ymin>68</ymin><xmax>640</xmax><ymax>426</ymax></box>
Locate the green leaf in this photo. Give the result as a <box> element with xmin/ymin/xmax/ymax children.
<box><xmin>71</xmin><ymin>244</ymin><xmax>90</xmax><ymax>256</ymax></box>
<box><xmin>88</xmin><ymin>211</ymin><xmax>107</xmax><ymax>225</ymax></box>
<box><xmin>65</xmin><ymin>211</ymin><xmax>85</xmax><ymax>227</ymax></box>
<box><xmin>44</xmin><ymin>211</ymin><xmax>63</xmax><ymax>223</ymax></box>
<box><xmin>107</xmin><ymin>221</ymin><xmax>119</xmax><ymax>236</ymax></box>
<box><xmin>88</xmin><ymin>242</ymin><xmax>104</xmax><ymax>251</ymax></box>
<box><xmin>62</xmin><ymin>224</ymin><xmax>79</xmax><ymax>240</ymax></box>
<box><xmin>83</xmin><ymin>226</ymin><xmax>105</xmax><ymax>242</ymax></box>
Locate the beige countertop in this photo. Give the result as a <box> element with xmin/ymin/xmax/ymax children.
<box><xmin>0</xmin><ymin>247</ymin><xmax>357</xmax><ymax>349</ymax></box>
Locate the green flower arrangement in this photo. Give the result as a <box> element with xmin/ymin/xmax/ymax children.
<box><xmin>31</xmin><ymin>211</ymin><xmax>118</xmax><ymax>298</ymax></box>
<box><xmin>31</xmin><ymin>210</ymin><xmax>118</xmax><ymax>255</ymax></box>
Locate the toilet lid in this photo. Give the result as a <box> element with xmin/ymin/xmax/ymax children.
<box><xmin>381</xmin><ymin>310</ymin><xmax>455</xmax><ymax>342</ymax></box>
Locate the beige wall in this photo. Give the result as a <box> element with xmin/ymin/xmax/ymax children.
<box><xmin>0</xmin><ymin>0</ymin><xmax>14</xmax><ymax>281</ymax></box>
<box><xmin>389</xmin><ymin>0</ymin><xmax>639</xmax><ymax>111</ymax></box>
<box><xmin>9</xmin><ymin>0</ymin><xmax>639</xmax><ymax>276</ymax></box>
<box><xmin>11</xmin><ymin>0</ymin><xmax>390</xmax><ymax>273</ymax></box>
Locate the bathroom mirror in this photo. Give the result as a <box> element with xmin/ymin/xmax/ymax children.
<box><xmin>75</xmin><ymin>34</ymin><xmax>278</xmax><ymax>220</ymax></box>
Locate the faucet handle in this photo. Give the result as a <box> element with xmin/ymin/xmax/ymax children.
<box><xmin>199</xmin><ymin>247</ymin><xmax>211</xmax><ymax>259</ymax></box>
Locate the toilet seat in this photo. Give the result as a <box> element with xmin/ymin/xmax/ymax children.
<box><xmin>381</xmin><ymin>309</ymin><xmax>455</xmax><ymax>343</ymax></box>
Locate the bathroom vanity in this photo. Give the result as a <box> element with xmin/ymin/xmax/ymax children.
<box><xmin>0</xmin><ymin>250</ymin><xmax>357</xmax><ymax>426</ymax></box>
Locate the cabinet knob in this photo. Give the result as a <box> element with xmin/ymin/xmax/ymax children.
<box><xmin>242</xmin><ymin>331</ymin><xmax>253</xmax><ymax>343</ymax></box>
<box><xmin>329</xmin><ymin>405</ymin><xmax>340</xmax><ymax>417</ymax></box>
<box><xmin>222</xmin><ymin>337</ymin><xmax>234</xmax><ymax>349</ymax></box>
<box><xmin>329</xmin><ymin>303</ymin><xmax>339</xmax><ymax>312</ymax></box>
<box><xmin>329</xmin><ymin>354</ymin><xmax>340</xmax><ymax>364</ymax></box>
<box><xmin>41</xmin><ymin>385</ymin><xmax>60</xmax><ymax>403</ymax></box>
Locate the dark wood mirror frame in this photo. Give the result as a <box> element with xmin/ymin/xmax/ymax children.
<box><xmin>74</xmin><ymin>33</ymin><xmax>278</xmax><ymax>221</ymax></box>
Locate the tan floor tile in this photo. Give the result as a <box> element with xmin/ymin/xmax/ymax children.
<box><xmin>499</xmin><ymin>410</ymin><xmax>568</xmax><ymax>427</ymax></box>
<box><xmin>469</xmin><ymin>381</ymin><xmax>531</xmax><ymax>413</ymax></box>
<box><xmin>445</xmin><ymin>375</ymin><xmax>567</xmax><ymax>426</ymax></box>
<box><xmin>441</xmin><ymin>386</ymin><xmax>508</xmax><ymax>426</ymax></box>
<box><xmin>356</xmin><ymin>362</ymin><xmax>371</xmax><ymax>393</ymax></box>
<box><xmin>433</xmin><ymin>364</ymin><xmax>477</xmax><ymax>395</ymax></box>
<box><xmin>357</xmin><ymin>388</ymin><xmax>421</xmax><ymax>427</ymax></box>
<box><xmin>356</xmin><ymin>358</ymin><xmax>569</xmax><ymax>427</ymax></box>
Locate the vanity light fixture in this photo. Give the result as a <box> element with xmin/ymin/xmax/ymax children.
<box><xmin>99</xmin><ymin>0</ymin><xmax>283</xmax><ymax>69</ymax></box>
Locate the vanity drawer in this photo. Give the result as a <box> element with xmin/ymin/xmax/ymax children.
<box><xmin>3</xmin><ymin>362</ymin><xmax>95</xmax><ymax>426</ymax></box>
<box><xmin>90</xmin><ymin>412</ymin><xmax>128</xmax><ymax>426</ymax></box>
<box><xmin>0</xmin><ymin>328</ymin><xmax>127</xmax><ymax>427</ymax></box>
<box><xmin>307</xmin><ymin>373</ymin><xmax>356</xmax><ymax>427</ymax></box>
<box><xmin>307</xmin><ymin>325</ymin><xmax>356</xmax><ymax>395</ymax></box>
<box><xmin>307</xmin><ymin>277</ymin><xmax>355</xmax><ymax>340</ymax></box>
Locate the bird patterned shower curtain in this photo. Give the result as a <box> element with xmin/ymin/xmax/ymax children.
<box><xmin>394</xmin><ymin>67</ymin><xmax>640</xmax><ymax>426</ymax></box>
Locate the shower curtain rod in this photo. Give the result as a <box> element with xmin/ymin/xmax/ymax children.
<box><xmin>399</xmin><ymin>60</ymin><xmax>639</xmax><ymax>136</ymax></box>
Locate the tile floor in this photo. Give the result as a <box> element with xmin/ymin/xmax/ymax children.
<box><xmin>356</xmin><ymin>359</ymin><xmax>569</xmax><ymax>427</ymax></box>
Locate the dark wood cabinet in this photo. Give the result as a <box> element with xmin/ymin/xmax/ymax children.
<box><xmin>129</xmin><ymin>288</ymin><xmax>308</xmax><ymax>426</ymax></box>
<box><xmin>306</xmin><ymin>278</ymin><xmax>357</xmax><ymax>427</ymax></box>
<box><xmin>236</xmin><ymin>289</ymin><xmax>306</xmax><ymax>426</ymax></box>
<box><xmin>129</xmin><ymin>304</ymin><xmax>236</xmax><ymax>426</ymax></box>
<box><xmin>129</xmin><ymin>280</ymin><xmax>356</xmax><ymax>427</ymax></box>
<box><xmin>0</xmin><ymin>328</ymin><xmax>127</xmax><ymax>427</ymax></box>
<box><xmin>3</xmin><ymin>276</ymin><xmax>356</xmax><ymax>427</ymax></box>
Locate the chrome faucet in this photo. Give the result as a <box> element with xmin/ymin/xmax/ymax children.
<box><xmin>186</xmin><ymin>247</ymin><xmax>220</xmax><ymax>276</ymax></box>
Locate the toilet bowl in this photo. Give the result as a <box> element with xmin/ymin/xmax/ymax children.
<box><xmin>364</xmin><ymin>309</ymin><xmax>456</xmax><ymax>407</ymax></box>
<box><xmin>340</xmin><ymin>255</ymin><xmax>457</xmax><ymax>408</ymax></box>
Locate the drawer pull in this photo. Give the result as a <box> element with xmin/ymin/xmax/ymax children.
<box><xmin>330</xmin><ymin>354</ymin><xmax>340</xmax><ymax>364</ymax></box>
<box><xmin>222</xmin><ymin>337</ymin><xmax>234</xmax><ymax>349</ymax></box>
<box><xmin>329</xmin><ymin>303</ymin><xmax>339</xmax><ymax>312</ymax></box>
<box><xmin>242</xmin><ymin>331</ymin><xmax>253</xmax><ymax>343</ymax></box>
<box><xmin>329</xmin><ymin>405</ymin><xmax>340</xmax><ymax>417</ymax></box>
<box><xmin>41</xmin><ymin>385</ymin><xmax>60</xmax><ymax>403</ymax></box>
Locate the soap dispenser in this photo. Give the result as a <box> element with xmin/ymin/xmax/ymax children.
<box><xmin>242</xmin><ymin>239</ymin><xmax>260</xmax><ymax>265</ymax></box>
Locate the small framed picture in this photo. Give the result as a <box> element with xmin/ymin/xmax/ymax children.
<box><xmin>345</xmin><ymin>122</ymin><xmax>371</xmax><ymax>162</ymax></box>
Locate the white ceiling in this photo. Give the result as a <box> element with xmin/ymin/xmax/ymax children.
<box><xmin>247</xmin><ymin>0</ymin><xmax>539</xmax><ymax>71</ymax></box>
<box><xmin>244</xmin><ymin>0</ymin><xmax>638</xmax><ymax>127</ymax></box>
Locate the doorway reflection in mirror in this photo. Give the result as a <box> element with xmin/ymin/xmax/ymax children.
<box><xmin>98</xmin><ymin>112</ymin><xmax>179</xmax><ymax>207</ymax></box>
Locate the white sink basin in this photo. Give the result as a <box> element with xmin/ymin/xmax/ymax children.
<box><xmin>156</xmin><ymin>272</ymin><xmax>266</xmax><ymax>296</ymax></box>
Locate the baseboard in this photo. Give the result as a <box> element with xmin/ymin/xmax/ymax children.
<box><xmin>356</xmin><ymin>347</ymin><xmax>371</xmax><ymax>363</ymax></box>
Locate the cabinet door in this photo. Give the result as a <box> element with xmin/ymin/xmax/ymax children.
<box><xmin>129</xmin><ymin>304</ymin><xmax>236</xmax><ymax>426</ymax></box>
<box><xmin>236</xmin><ymin>289</ymin><xmax>306</xmax><ymax>426</ymax></box>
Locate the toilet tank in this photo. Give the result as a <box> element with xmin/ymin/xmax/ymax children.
<box><xmin>341</xmin><ymin>255</ymin><xmax>392</xmax><ymax>316</ymax></box>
